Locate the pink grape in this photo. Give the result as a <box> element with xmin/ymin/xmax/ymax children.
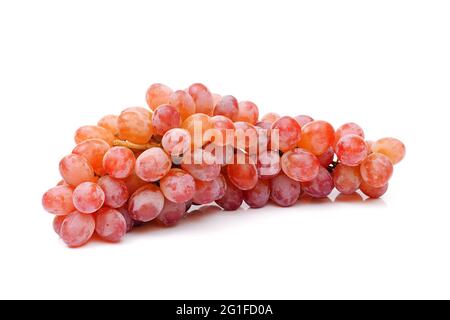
<box><xmin>243</xmin><ymin>180</ymin><xmax>270</xmax><ymax>208</ymax></box>
<box><xmin>152</xmin><ymin>104</ymin><xmax>181</xmax><ymax>136</ymax></box>
<box><xmin>118</xmin><ymin>107</ymin><xmax>153</xmax><ymax>144</ymax></box>
<box><xmin>294</xmin><ymin>115</ymin><xmax>314</xmax><ymax>128</ymax></box>
<box><xmin>256</xmin><ymin>151</ymin><xmax>281</xmax><ymax>179</ymax></box>
<box><xmin>181</xmin><ymin>113</ymin><xmax>212</xmax><ymax>148</ymax></box>
<box><xmin>332</xmin><ymin>164</ymin><xmax>362</xmax><ymax>195</ymax></box>
<box><xmin>271</xmin><ymin>116</ymin><xmax>302</xmax><ymax>152</ymax></box>
<box><xmin>122</xmin><ymin>172</ymin><xmax>147</xmax><ymax>195</ymax></box>
<box><xmin>103</xmin><ymin>146</ymin><xmax>136</xmax><ymax>179</ymax></box>
<box><xmin>42</xmin><ymin>185</ymin><xmax>75</xmax><ymax>215</ymax></box>
<box><xmin>281</xmin><ymin>148</ymin><xmax>320</xmax><ymax>182</ymax></box>
<box><xmin>60</xmin><ymin>212</ymin><xmax>95</xmax><ymax>248</ymax></box>
<box><xmin>146</xmin><ymin>83</ymin><xmax>173</xmax><ymax>111</ymax></box>
<box><xmin>72</xmin><ymin>138</ymin><xmax>110</xmax><ymax>176</ymax></box>
<box><xmin>53</xmin><ymin>215</ymin><xmax>66</xmax><ymax>235</ymax></box>
<box><xmin>162</xmin><ymin>128</ymin><xmax>191</xmax><ymax>156</ymax></box>
<box><xmin>59</xmin><ymin>154</ymin><xmax>95</xmax><ymax>187</ymax></box>
<box><xmin>98</xmin><ymin>115</ymin><xmax>119</xmax><ymax>136</ymax></box>
<box><xmin>188</xmin><ymin>83</ymin><xmax>214</xmax><ymax>116</ymax></box>
<box><xmin>301</xmin><ymin>166</ymin><xmax>334</xmax><ymax>198</ymax></box>
<box><xmin>360</xmin><ymin>153</ymin><xmax>394</xmax><ymax>188</ymax></box>
<box><xmin>237</xmin><ymin>101</ymin><xmax>259</xmax><ymax>125</ymax></box>
<box><xmin>181</xmin><ymin>149</ymin><xmax>221</xmax><ymax>181</ymax></box>
<box><xmin>205</xmin><ymin>143</ymin><xmax>234</xmax><ymax>166</ymax></box>
<box><xmin>157</xmin><ymin>199</ymin><xmax>186</xmax><ymax>226</ymax></box>
<box><xmin>117</xmin><ymin>205</ymin><xmax>134</xmax><ymax>232</ymax></box>
<box><xmin>234</xmin><ymin>121</ymin><xmax>258</xmax><ymax>153</ymax></box>
<box><xmin>317</xmin><ymin>147</ymin><xmax>335</xmax><ymax>168</ymax></box>
<box><xmin>226</xmin><ymin>155</ymin><xmax>258</xmax><ymax>191</ymax></box>
<box><xmin>298</xmin><ymin>120</ymin><xmax>335</xmax><ymax>156</ymax></box>
<box><xmin>95</xmin><ymin>207</ymin><xmax>127</xmax><ymax>242</ymax></box>
<box><xmin>128</xmin><ymin>184</ymin><xmax>165</xmax><ymax>222</ymax></box>
<box><xmin>169</xmin><ymin>90</ymin><xmax>196</xmax><ymax>121</ymax></box>
<box><xmin>215</xmin><ymin>176</ymin><xmax>244</xmax><ymax>211</ymax></box>
<box><xmin>160</xmin><ymin>169</ymin><xmax>196</xmax><ymax>203</ymax></box>
<box><xmin>335</xmin><ymin>122</ymin><xmax>365</xmax><ymax>147</ymax></box>
<box><xmin>360</xmin><ymin>181</ymin><xmax>389</xmax><ymax>199</ymax></box>
<box><xmin>212</xmin><ymin>93</ymin><xmax>222</xmax><ymax>108</ymax></box>
<box><xmin>255</xmin><ymin>121</ymin><xmax>272</xmax><ymax>130</ymax></box>
<box><xmin>192</xmin><ymin>178</ymin><xmax>225</xmax><ymax>205</ymax></box>
<box><xmin>75</xmin><ymin>125</ymin><xmax>115</xmax><ymax>146</ymax></box>
<box><xmin>335</xmin><ymin>134</ymin><xmax>368</xmax><ymax>166</ymax></box>
<box><xmin>98</xmin><ymin>175</ymin><xmax>129</xmax><ymax>208</ymax></box>
<box><xmin>261</xmin><ymin>112</ymin><xmax>280</xmax><ymax>124</ymax></box>
<box><xmin>208</xmin><ymin>115</ymin><xmax>235</xmax><ymax>146</ymax></box>
<box><xmin>135</xmin><ymin>147</ymin><xmax>172</xmax><ymax>182</ymax></box>
<box><xmin>72</xmin><ymin>182</ymin><xmax>105</xmax><ymax>214</ymax></box>
<box><xmin>270</xmin><ymin>173</ymin><xmax>301</xmax><ymax>207</ymax></box>
<box><xmin>213</xmin><ymin>95</ymin><xmax>239</xmax><ymax>121</ymax></box>
<box><xmin>371</xmin><ymin>138</ymin><xmax>406</xmax><ymax>165</ymax></box>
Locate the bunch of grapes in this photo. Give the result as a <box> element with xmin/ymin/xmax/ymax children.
<box><xmin>42</xmin><ymin>83</ymin><xmax>406</xmax><ymax>248</ymax></box>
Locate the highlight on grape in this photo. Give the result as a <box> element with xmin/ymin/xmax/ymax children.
<box><xmin>42</xmin><ymin>82</ymin><xmax>406</xmax><ymax>248</ymax></box>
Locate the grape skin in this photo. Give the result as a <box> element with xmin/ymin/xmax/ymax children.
<box><xmin>95</xmin><ymin>207</ymin><xmax>127</xmax><ymax>242</ymax></box>
<box><xmin>208</xmin><ymin>115</ymin><xmax>235</xmax><ymax>146</ymax></box>
<box><xmin>98</xmin><ymin>175</ymin><xmax>129</xmax><ymax>209</ymax></box>
<box><xmin>298</xmin><ymin>120</ymin><xmax>335</xmax><ymax>156</ymax></box>
<box><xmin>160</xmin><ymin>169</ymin><xmax>196</xmax><ymax>204</ymax></box>
<box><xmin>117</xmin><ymin>205</ymin><xmax>134</xmax><ymax>233</ymax></box>
<box><xmin>335</xmin><ymin>134</ymin><xmax>368</xmax><ymax>166</ymax></box>
<box><xmin>118</xmin><ymin>107</ymin><xmax>153</xmax><ymax>144</ymax></box>
<box><xmin>256</xmin><ymin>151</ymin><xmax>281</xmax><ymax>180</ymax></box>
<box><xmin>281</xmin><ymin>148</ymin><xmax>320</xmax><ymax>182</ymax></box>
<box><xmin>261</xmin><ymin>112</ymin><xmax>280</xmax><ymax>124</ymax></box>
<box><xmin>72</xmin><ymin>182</ymin><xmax>105</xmax><ymax>214</ymax></box>
<box><xmin>135</xmin><ymin>147</ymin><xmax>172</xmax><ymax>182</ymax></box>
<box><xmin>128</xmin><ymin>184</ymin><xmax>165</xmax><ymax>222</ymax></box>
<box><xmin>72</xmin><ymin>138</ymin><xmax>110</xmax><ymax>176</ymax></box>
<box><xmin>237</xmin><ymin>101</ymin><xmax>259</xmax><ymax>125</ymax></box>
<box><xmin>152</xmin><ymin>104</ymin><xmax>182</xmax><ymax>136</ymax></box>
<box><xmin>192</xmin><ymin>178</ymin><xmax>225</xmax><ymax>205</ymax></box>
<box><xmin>181</xmin><ymin>149</ymin><xmax>221</xmax><ymax>182</ymax></box>
<box><xmin>333</xmin><ymin>164</ymin><xmax>362</xmax><ymax>195</ymax></box>
<box><xmin>103</xmin><ymin>146</ymin><xmax>136</xmax><ymax>179</ymax></box>
<box><xmin>169</xmin><ymin>90</ymin><xmax>196</xmax><ymax>121</ymax></box>
<box><xmin>360</xmin><ymin>181</ymin><xmax>389</xmax><ymax>199</ymax></box>
<box><xmin>59</xmin><ymin>154</ymin><xmax>95</xmax><ymax>187</ymax></box>
<box><xmin>157</xmin><ymin>199</ymin><xmax>187</xmax><ymax>226</ymax></box>
<box><xmin>181</xmin><ymin>113</ymin><xmax>212</xmax><ymax>148</ymax></box>
<box><xmin>161</xmin><ymin>128</ymin><xmax>191</xmax><ymax>157</ymax></box>
<box><xmin>317</xmin><ymin>147</ymin><xmax>335</xmax><ymax>168</ymax></box>
<box><xmin>334</xmin><ymin>122</ymin><xmax>365</xmax><ymax>147</ymax></box>
<box><xmin>215</xmin><ymin>176</ymin><xmax>244</xmax><ymax>211</ymax></box>
<box><xmin>226</xmin><ymin>160</ymin><xmax>258</xmax><ymax>191</ymax></box>
<box><xmin>213</xmin><ymin>95</ymin><xmax>239</xmax><ymax>121</ymax></box>
<box><xmin>98</xmin><ymin>115</ymin><xmax>119</xmax><ymax>136</ymax></box>
<box><xmin>360</xmin><ymin>153</ymin><xmax>393</xmax><ymax>188</ymax></box>
<box><xmin>301</xmin><ymin>167</ymin><xmax>334</xmax><ymax>199</ymax></box>
<box><xmin>146</xmin><ymin>83</ymin><xmax>173</xmax><ymax>111</ymax></box>
<box><xmin>294</xmin><ymin>115</ymin><xmax>314</xmax><ymax>128</ymax></box>
<box><xmin>270</xmin><ymin>173</ymin><xmax>301</xmax><ymax>207</ymax></box>
<box><xmin>371</xmin><ymin>138</ymin><xmax>405</xmax><ymax>165</ymax></box>
<box><xmin>53</xmin><ymin>215</ymin><xmax>66</xmax><ymax>235</ymax></box>
<box><xmin>60</xmin><ymin>212</ymin><xmax>96</xmax><ymax>248</ymax></box>
<box><xmin>75</xmin><ymin>125</ymin><xmax>115</xmax><ymax>146</ymax></box>
<box><xmin>234</xmin><ymin>121</ymin><xmax>258</xmax><ymax>154</ymax></box>
<box><xmin>243</xmin><ymin>179</ymin><xmax>270</xmax><ymax>208</ymax></box>
<box><xmin>42</xmin><ymin>185</ymin><xmax>75</xmax><ymax>216</ymax></box>
<box><xmin>271</xmin><ymin>116</ymin><xmax>302</xmax><ymax>152</ymax></box>
<box><xmin>188</xmin><ymin>83</ymin><xmax>214</xmax><ymax>116</ymax></box>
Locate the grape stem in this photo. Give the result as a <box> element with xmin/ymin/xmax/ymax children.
<box><xmin>113</xmin><ymin>140</ymin><xmax>160</xmax><ymax>150</ymax></box>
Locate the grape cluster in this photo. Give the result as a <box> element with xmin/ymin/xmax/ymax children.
<box><xmin>42</xmin><ymin>83</ymin><xmax>406</xmax><ymax>248</ymax></box>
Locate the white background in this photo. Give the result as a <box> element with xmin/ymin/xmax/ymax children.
<box><xmin>0</xmin><ymin>0</ymin><xmax>449</xmax><ymax>300</ymax></box>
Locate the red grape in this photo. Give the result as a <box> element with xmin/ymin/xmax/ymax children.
<box><xmin>213</xmin><ymin>95</ymin><xmax>239</xmax><ymax>121</ymax></box>
<box><xmin>281</xmin><ymin>148</ymin><xmax>320</xmax><ymax>182</ymax></box>
<box><xmin>98</xmin><ymin>175</ymin><xmax>129</xmax><ymax>209</ymax></box>
<box><xmin>360</xmin><ymin>181</ymin><xmax>388</xmax><ymax>199</ymax></box>
<box><xmin>332</xmin><ymin>164</ymin><xmax>362</xmax><ymax>195</ymax></box>
<box><xmin>118</xmin><ymin>107</ymin><xmax>153</xmax><ymax>144</ymax></box>
<box><xmin>103</xmin><ymin>146</ymin><xmax>136</xmax><ymax>179</ymax></box>
<box><xmin>270</xmin><ymin>173</ymin><xmax>301</xmax><ymax>207</ymax></box>
<box><xmin>301</xmin><ymin>166</ymin><xmax>334</xmax><ymax>198</ymax></box>
<box><xmin>243</xmin><ymin>180</ymin><xmax>270</xmax><ymax>208</ymax></box>
<box><xmin>181</xmin><ymin>113</ymin><xmax>212</xmax><ymax>148</ymax></box>
<box><xmin>237</xmin><ymin>101</ymin><xmax>259</xmax><ymax>125</ymax></box>
<box><xmin>335</xmin><ymin>134</ymin><xmax>368</xmax><ymax>166</ymax></box>
<box><xmin>317</xmin><ymin>147</ymin><xmax>335</xmax><ymax>168</ymax></box>
<box><xmin>181</xmin><ymin>149</ymin><xmax>221</xmax><ymax>181</ymax></box>
<box><xmin>152</xmin><ymin>104</ymin><xmax>181</xmax><ymax>136</ymax></box>
<box><xmin>95</xmin><ymin>207</ymin><xmax>127</xmax><ymax>242</ymax></box>
<box><xmin>72</xmin><ymin>182</ymin><xmax>105</xmax><ymax>214</ymax></box>
<box><xmin>294</xmin><ymin>115</ymin><xmax>314</xmax><ymax>128</ymax></box>
<box><xmin>42</xmin><ymin>185</ymin><xmax>75</xmax><ymax>215</ymax></box>
<box><xmin>160</xmin><ymin>168</ymin><xmax>196</xmax><ymax>203</ymax></box>
<box><xmin>146</xmin><ymin>83</ymin><xmax>173</xmax><ymax>111</ymax></box>
<box><xmin>98</xmin><ymin>115</ymin><xmax>119</xmax><ymax>136</ymax></box>
<box><xmin>188</xmin><ymin>83</ymin><xmax>214</xmax><ymax>116</ymax></box>
<box><xmin>298</xmin><ymin>120</ymin><xmax>335</xmax><ymax>156</ymax></box>
<box><xmin>360</xmin><ymin>153</ymin><xmax>393</xmax><ymax>188</ymax></box>
<box><xmin>215</xmin><ymin>176</ymin><xmax>244</xmax><ymax>211</ymax></box>
<box><xmin>226</xmin><ymin>154</ymin><xmax>258</xmax><ymax>191</ymax></box>
<box><xmin>135</xmin><ymin>147</ymin><xmax>172</xmax><ymax>182</ymax></box>
<box><xmin>162</xmin><ymin>128</ymin><xmax>191</xmax><ymax>157</ymax></box>
<box><xmin>72</xmin><ymin>138</ymin><xmax>110</xmax><ymax>176</ymax></box>
<box><xmin>208</xmin><ymin>115</ymin><xmax>235</xmax><ymax>146</ymax></box>
<box><xmin>261</xmin><ymin>112</ymin><xmax>280</xmax><ymax>124</ymax></box>
<box><xmin>53</xmin><ymin>215</ymin><xmax>66</xmax><ymax>235</ymax></box>
<box><xmin>157</xmin><ymin>199</ymin><xmax>186</xmax><ymax>226</ymax></box>
<box><xmin>60</xmin><ymin>212</ymin><xmax>95</xmax><ymax>248</ymax></box>
<box><xmin>256</xmin><ymin>151</ymin><xmax>281</xmax><ymax>179</ymax></box>
<box><xmin>371</xmin><ymin>138</ymin><xmax>405</xmax><ymax>165</ymax></box>
<box><xmin>192</xmin><ymin>178</ymin><xmax>225</xmax><ymax>205</ymax></box>
<box><xmin>335</xmin><ymin>122</ymin><xmax>364</xmax><ymax>147</ymax></box>
<box><xmin>59</xmin><ymin>154</ymin><xmax>95</xmax><ymax>187</ymax></box>
<box><xmin>271</xmin><ymin>116</ymin><xmax>302</xmax><ymax>152</ymax></box>
<box><xmin>169</xmin><ymin>90</ymin><xmax>196</xmax><ymax>121</ymax></box>
<box><xmin>75</xmin><ymin>125</ymin><xmax>115</xmax><ymax>146</ymax></box>
<box><xmin>128</xmin><ymin>184</ymin><xmax>164</xmax><ymax>222</ymax></box>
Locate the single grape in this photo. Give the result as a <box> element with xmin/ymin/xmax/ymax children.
<box><xmin>360</xmin><ymin>181</ymin><xmax>389</xmax><ymax>199</ymax></box>
<box><xmin>128</xmin><ymin>184</ymin><xmax>164</xmax><ymax>222</ymax></box>
<box><xmin>161</xmin><ymin>128</ymin><xmax>191</xmax><ymax>157</ymax></box>
<box><xmin>192</xmin><ymin>178</ymin><xmax>225</xmax><ymax>205</ymax></box>
<box><xmin>118</xmin><ymin>107</ymin><xmax>153</xmax><ymax>144</ymax></box>
<box><xmin>135</xmin><ymin>147</ymin><xmax>172</xmax><ymax>182</ymax></box>
<box><xmin>188</xmin><ymin>83</ymin><xmax>214</xmax><ymax>116</ymax></box>
<box><xmin>152</xmin><ymin>104</ymin><xmax>181</xmax><ymax>136</ymax></box>
<box><xmin>146</xmin><ymin>83</ymin><xmax>173</xmax><ymax>111</ymax></box>
<box><xmin>371</xmin><ymin>138</ymin><xmax>406</xmax><ymax>165</ymax></box>
<box><xmin>204</xmin><ymin>143</ymin><xmax>234</xmax><ymax>166</ymax></box>
<box><xmin>237</xmin><ymin>101</ymin><xmax>259</xmax><ymax>125</ymax></box>
<box><xmin>261</xmin><ymin>112</ymin><xmax>280</xmax><ymax>124</ymax></box>
<box><xmin>181</xmin><ymin>149</ymin><xmax>221</xmax><ymax>181</ymax></box>
<box><xmin>159</xmin><ymin>169</ymin><xmax>196</xmax><ymax>203</ymax></box>
<box><xmin>226</xmin><ymin>154</ymin><xmax>258</xmax><ymax>191</ymax></box>
<box><xmin>72</xmin><ymin>182</ymin><xmax>105</xmax><ymax>214</ymax></box>
<box><xmin>317</xmin><ymin>147</ymin><xmax>335</xmax><ymax>168</ymax></box>
<box><xmin>122</xmin><ymin>172</ymin><xmax>147</xmax><ymax>195</ymax></box>
<box><xmin>75</xmin><ymin>125</ymin><xmax>115</xmax><ymax>146</ymax></box>
<box><xmin>270</xmin><ymin>173</ymin><xmax>301</xmax><ymax>207</ymax></box>
<box><xmin>98</xmin><ymin>115</ymin><xmax>119</xmax><ymax>136</ymax></box>
<box><xmin>256</xmin><ymin>151</ymin><xmax>281</xmax><ymax>179</ymax></box>
<box><xmin>281</xmin><ymin>148</ymin><xmax>320</xmax><ymax>182</ymax></box>
<box><xmin>59</xmin><ymin>154</ymin><xmax>95</xmax><ymax>187</ymax></box>
<box><xmin>294</xmin><ymin>115</ymin><xmax>314</xmax><ymax>128</ymax></box>
<box><xmin>234</xmin><ymin>121</ymin><xmax>258</xmax><ymax>154</ymax></box>
<box><xmin>213</xmin><ymin>95</ymin><xmax>239</xmax><ymax>121</ymax></box>
<box><xmin>332</xmin><ymin>164</ymin><xmax>362</xmax><ymax>195</ymax></box>
<box><xmin>169</xmin><ymin>90</ymin><xmax>196</xmax><ymax>121</ymax></box>
<box><xmin>271</xmin><ymin>116</ymin><xmax>302</xmax><ymax>152</ymax></box>
<box><xmin>360</xmin><ymin>153</ymin><xmax>393</xmax><ymax>188</ymax></box>
<box><xmin>72</xmin><ymin>138</ymin><xmax>110</xmax><ymax>176</ymax></box>
<box><xmin>212</xmin><ymin>93</ymin><xmax>222</xmax><ymax>108</ymax></box>
<box><xmin>103</xmin><ymin>146</ymin><xmax>136</xmax><ymax>179</ymax></box>
<box><xmin>334</xmin><ymin>122</ymin><xmax>365</xmax><ymax>147</ymax></box>
<box><xmin>42</xmin><ymin>185</ymin><xmax>75</xmax><ymax>215</ymax></box>
<box><xmin>181</xmin><ymin>113</ymin><xmax>212</xmax><ymax>148</ymax></box>
<box><xmin>207</xmin><ymin>115</ymin><xmax>235</xmax><ymax>146</ymax></box>
<box><xmin>335</xmin><ymin>134</ymin><xmax>368</xmax><ymax>166</ymax></box>
<box><xmin>301</xmin><ymin>166</ymin><xmax>334</xmax><ymax>198</ymax></box>
<box><xmin>157</xmin><ymin>199</ymin><xmax>187</xmax><ymax>226</ymax></box>
<box><xmin>298</xmin><ymin>120</ymin><xmax>335</xmax><ymax>156</ymax></box>
<box><xmin>215</xmin><ymin>176</ymin><xmax>244</xmax><ymax>211</ymax></box>
<box><xmin>117</xmin><ymin>205</ymin><xmax>134</xmax><ymax>232</ymax></box>
<box><xmin>95</xmin><ymin>207</ymin><xmax>127</xmax><ymax>242</ymax></box>
<box><xmin>60</xmin><ymin>212</ymin><xmax>95</xmax><ymax>248</ymax></box>
<box><xmin>53</xmin><ymin>215</ymin><xmax>66</xmax><ymax>235</ymax></box>
<box><xmin>243</xmin><ymin>179</ymin><xmax>270</xmax><ymax>208</ymax></box>
<box><xmin>98</xmin><ymin>175</ymin><xmax>129</xmax><ymax>209</ymax></box>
